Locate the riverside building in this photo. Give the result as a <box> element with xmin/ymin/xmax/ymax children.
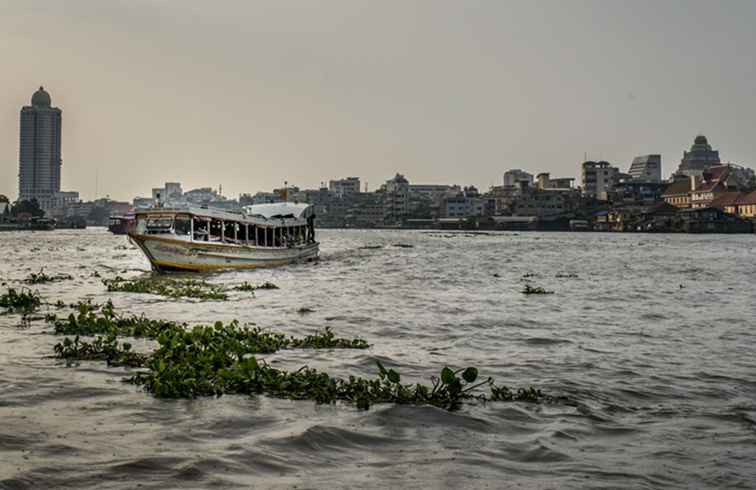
<box><xmin>628</xmin><ymin>155</ymin><xmax>662</xmax><ymax>182</ymax></box>
<box><xmin>673</xmin><ymin>135</ymin><xmax>721</xmax><ymax>179</ymax></box>
<box><xmin>18</xmin><ymin>87</ymin><xmax>64</xmax><ymax>210</ymax></box>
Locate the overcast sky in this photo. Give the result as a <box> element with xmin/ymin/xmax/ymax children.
<box><xmin>2</xmin><ymin>0</ymin><xmax>755</xmax><ymax>201</ymax></box>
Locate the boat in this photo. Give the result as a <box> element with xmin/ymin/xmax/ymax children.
<box><xmin>108</xmin><ymin>214</ymin><xmax>135</xmax><ymax>235</ymax></box>
<box><xmin>128</xmin><ymin>203</ymin><xmax>319</xmax><ymax>272</ymax></box>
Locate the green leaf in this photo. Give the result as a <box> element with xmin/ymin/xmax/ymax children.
<box><xmin>376</xmin><ymin>360</ymin><xmax>387</xmax><ymax>376</ymax></box>
<box><xmin>387</xmin><ymin>369</ymin><xmax>400</xmax><ymax>384</ymax></box>
<box><xmin>441</xmin><ymin>367</ymin><xmax>455</xmax><ymax>385</ymax></box>
<box><xmin>462</xmin><ymin>367</ymin><xmax>478</xmax><ymax>383</ymax></box>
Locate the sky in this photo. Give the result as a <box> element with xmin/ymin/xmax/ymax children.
<box><xmin>1</xmin><ymin>0</ymin><xmax>756</xmax><ymax>202</ymax></box>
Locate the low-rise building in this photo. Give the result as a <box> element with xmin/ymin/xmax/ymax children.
<box><xmin>582</xmin><ymin>161</ymin><xmax>619</xmax><ymax>200</ymax></box>
<box><xmin>662</xmin><ymin>179</ymin><xmax>692</xmax><ymax>208</ymax></box>
<box><xmin>503</xmin><ymin>169</ymin><xmax>534</xmax><ymax>188</ymax></box>
<box><xmin>329</xmin><ymin>177</ymin><xmax>361</xmax><ymax>197</ymax></box>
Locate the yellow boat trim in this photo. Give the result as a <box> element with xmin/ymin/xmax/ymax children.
<box><xmin>152</xmin><ymin>259</ymin><xmax>292</xmax><ymax>272</ymax></box>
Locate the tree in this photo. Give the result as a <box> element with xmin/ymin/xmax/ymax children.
<box><xmin>11</xmin><ymin>199</ymin><xmax>45</xmax><ymax>218</ymax></box>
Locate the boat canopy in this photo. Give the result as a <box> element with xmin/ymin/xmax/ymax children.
<box><xmin>243</xmin><ymin>202</ymin><xmax>314</xmax><ymax>220</ymax></box>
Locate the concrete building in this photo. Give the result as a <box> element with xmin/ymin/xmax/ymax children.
<box><xmin>18</xmin><ymin>87</ymin><xmax>63</xmax><ymax>210</ymax></box>
<box><xmin>581</xmin><ymin>161</ymin><xmax>619</xmax><ymax>200</ymax></box>
<box><xmin>409</xmin><ymin>184</ymin><xmax>459</xmax><ymax>201</ymax></box>
<box><xmin>536</xmin><ymin>173</ymin><xmax>574</xmax><ymax>190</ymax></box>
<box><xmin>503</xmin><ymin>169</ymin><xmax>533</xmax><ymax>188</ymax></box>
<box><xmin>164</xmin><ymin>182</ymin><xmax>183</xmax><ymax>200</ymax></box>
<box><xmin>628</xmin><ymin>155</ymin><xmax>662</xmax><ymax>182</ymax></box>
<box><xmin>442</xmin><ymin>186</ymin><xmax>484</xmax><ymax>218</ymax></box>
<box><xmin>328</xmin><ymin>177</ymin><xmax>360</xmax><ymax>197</ymax></box>
<box><xmin>382</xmin><ymin>174</ymin><xmax>411</xmax><ymax>223</ymax></box>
<box><xmin>673</xmin><ymin>135</ymin><xmax>720</xmax><ymax>178</ymax></box>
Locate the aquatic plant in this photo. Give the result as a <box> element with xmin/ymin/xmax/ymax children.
<box><xmin>233</xmin><ymin>281</ymin><xmax>279</xmax><ymax>292</ymax></box>
<box><xmin>51</xmin><ymin>307</ymin><xmax>546</xmax><ymax>411</ymax></box>
<box><xmin>0</xmin><ymin>288</ymin><xmax>42</xmax><ymax>312</ymax></box>
<box><xmin>54</xmin><ymin>334</ymin><xmax>148</xmax><ymax>367</ymax></box>
<box><xmin>392</xmin><ymin>243</ymin><xmax>414</xmax><ymax>248</ymax></box>
<box><xmin>24</xmin><ymin>268</ymin><xmax>73</xmax><ymax>284</ymax></box>
<box><xmin>102</xmin><ymin>276</ymin><xmax>228</xmax><ymax>301</ymax></box>
<box><xmin>48</xmin><ymin>300</ymin><xmax>182</xmax><ymax>338</ymax></box>
<box><xmin>521</xmin><ymin>284</ymin><xmax>554</xmax><ymax>295</ymax></box>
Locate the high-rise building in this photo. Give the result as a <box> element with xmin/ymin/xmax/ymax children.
<box><xmin>18</xmin><ymin>87</ymin><xmax>62</xmax><ymax>209</ymax></box>
<box><xmin>628</xmin><ymin>155</ymin><xmax>662</xmax><ymax>182</ymax></box>
<box><xmin>673</xmin><ymin>135</ymin><xmax>720</xmax><ymax>179</ymax></box>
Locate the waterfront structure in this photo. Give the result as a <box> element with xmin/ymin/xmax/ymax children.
<box><xmin>662</xmin><ymin>179</ymin><xmax>692</xmax><ymax>208</ymax></box>
<box><xmin>442</xmin><ymin>187</ymin><xmax>484</xmax><ymax>218</ymax></box>
<box><xmin>673</xmin><ymin>135</ymin><xmax>721</xmax><ymax>178</ymax></box>
<box><xmin>503</xmin><ymin>169</ymin><xmax>533</xmax><ymax>188</ymax></box>
<box><xmin>382</xmin><ymin>174</ymin><xmax>411</xmax><ymax>224</ymax></box>
<box><xmin>581</xmin><ymin>161</ymin><xmax>620</xmax><ymax>200</ymax></box>
<box><xmin>628</xmin><ymin>155</ymin><xmax>662</xmax><ymax>182</ymax></box>
<box><xmin>511</xmin><ymin>187</ymin><xmax>580</xmax><ymax>217</ymax></box>
<box><xmin>18</xmin><ymin>87</ymin><xmax>63</xmax><ymax>210</ymax></box>
<box><xmin>328</xmin><ymin>177</ymin><xmax>360</xmax><ymax>197</ymax></box>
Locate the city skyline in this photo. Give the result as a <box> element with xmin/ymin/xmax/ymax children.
<box><xmin>2</xmin><ymin>1</ymin><xmax>756</xmax><ymax>202</ymax></box>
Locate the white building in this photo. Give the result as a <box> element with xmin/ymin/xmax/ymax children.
<box><xmin>581</xmin><ymin>161</ymin><xmax>619</xmax><ymax>200</ymax></box>
<box><xmin>503</xmin><ymin>169</ymin><xmax>534</xmax><ymax>188</ymax></box>
<box><xmin>328</xmin><ymin>177</ymin><xmax>360</xmax><ymax>197</ymax></box>
<box><xmin>628</xmin><ymin>155</ymin><xmax>662</xmax><ymax>182</ymax></box>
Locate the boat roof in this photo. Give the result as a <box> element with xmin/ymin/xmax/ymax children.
<box><xmin>243</xmin><ymin>202</ymin><xmax>313</xmax><ymax>220</ymax></box>
<box><xmin>135</xmin><ymin>203</ymin><xmax>313</xmax><ymax>225</ymax></box>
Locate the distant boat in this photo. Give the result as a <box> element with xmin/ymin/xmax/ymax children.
<box><xmin>128</xmin><ymin>203</ymin><xmax>319</xmax><ymax>272</ymax></box>
<box><xmin>108</xmin><ymin>215</ymin><xmax>135</xmax><ymax>235</ymax></box>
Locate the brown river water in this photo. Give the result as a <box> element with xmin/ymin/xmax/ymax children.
<box><xmin>1</xmin><ymin>228</ymin><xmax>755</xmax><ymax>489</ymax></box>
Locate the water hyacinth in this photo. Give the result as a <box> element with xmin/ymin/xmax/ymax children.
<box><xmin>0</xmin><ymin>288</ymin><xmax>42</xmax><ymax>313</ymax></box>
<box><xmin>24</xmin><ymin>268</ymin><xmax>73</xmax><ymax>284</ymax></box>
<box><xmin>51</xmin><ymin>306</ymin><xmax>547</xmax><ymax>411</ymax></box>
<box><xmin>522</xmin><ymin>284</ymin><xmax>554</xmax><ymax>295</ymax></box>
<box><xmin>102</xmin><ymin>276</ymin><xmax>228</xmax><ymax>301</ymax></box>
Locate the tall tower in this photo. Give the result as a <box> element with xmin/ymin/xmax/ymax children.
<box><xmin>18</xmin><ymin>86</ymin><xmax>62</xmax><ymax>209</ymax></box>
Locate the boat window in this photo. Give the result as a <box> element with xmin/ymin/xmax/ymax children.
<box><xmin>174</xmin><ymin>217</ymin><xmax>191</xmax><ymax>236</ymax></box>
<box><xmin>209</xmin><ymin>219</ymin><xmax>223</xmax><ymax>242</ymax></box>
<box><xmin>146</xmin><ymin>217</ymin><xmax>173</xmax><ymax>234</ymax></box>
<box><xmin>193</xmin><ymin>218</ymin><xmax>209</xmax><ymax>241</ymax></box>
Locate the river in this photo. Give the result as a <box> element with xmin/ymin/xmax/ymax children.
<box><xmin>1</xmin><ymin>228</ymin><xmax>755</xmax><ymax>489</ymax></box>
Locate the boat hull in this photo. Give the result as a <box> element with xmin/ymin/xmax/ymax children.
<box><xmin>128</xmin><ymin>234</ymin><xmax>319</xmax><ymax>272</ymax></box>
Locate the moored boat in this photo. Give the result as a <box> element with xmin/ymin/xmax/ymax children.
<box><xmin>108</xmin><ymin>214</ymin><xmax>135</xmax><ymax>235</ymax></box>
<box><xmin>128</xmin><ymin>203</ymin><xmax>319</xmax><ymax>272</ymax></box>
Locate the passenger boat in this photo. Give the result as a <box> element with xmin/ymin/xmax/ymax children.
<box><xmin>108</xmin><ymin>214</ymin><xmax>135</xmax><ymax>235</ymax></box>
<box><xmin>128</xmin><ymin>203</ymin><xmax>319</xmax><ymax>272</ymax></box>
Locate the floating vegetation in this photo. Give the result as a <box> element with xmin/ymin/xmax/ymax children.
<box><xmin>51</xmin><ymin>304</ymin><xmax>549</xmax><ymax>411</ymax></box>
<box><xmin>54</xmin><ymin>335</ymin><xmax>148</xmax><ymax>367</ymax></box>
<box><xmin>24</xmin><ymin>268</ymin><xmax>74</xmax><ymax>284</ymax></box>
<box><xmin>522</xmin><ymin>284</ymin><xmax>554</xmax><ymax>295</ymax></box>
<box><xmin>297</xmin><ymin>307</ymin><xmax>316</xmax><ymax>315</ymax></box>
<box><xmin>124</xmin><ymin>324</ymin><xmax>544</xmax><ymax>409</ymax></box>
<box><xmin>358</xmin><ymin>245</ymin><xmax>383</xmax><ymax>250</ymax></box>
<box><xmin>555</xmin><ymin>273</ymin><xmax>578</xmax><ymax>279</ymax></box>
<box><xmin>521</xmin><ymin>273</ymin><xmax>538</xmax><ymax>279</ymax></box>
<box><xmin>256</xmin><ymin>281</ymin><xmax>279</xmax><ymax>290</ymax></box>
<box><xmin>233</xmin><ymin>281</ymin><xmax>279</xmax><ymax>292</ymax></box>
<box><xmin>0</xmin><ymin>288</ymin><xmax>42</xmax><ymax>313</ymax></box>
<box><xmin>48</xmin><ymin>300</ymin><xmax>181</xmax><ymax>338</ymax></box>
<box><xmin>103</xmin><ymin>276</ymin><xmax>228</xmax><ymax>301</ymax></box>
<box><xmin>392</xmin><ymin>243</ymin><xmax>414</xmax><ymax>248</ymax></box>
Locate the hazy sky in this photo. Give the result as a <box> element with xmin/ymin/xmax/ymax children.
<box><xmin>2</xmin><ymin>0</ymin><xmax>755</xmax><ymax>202</ymax></box>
